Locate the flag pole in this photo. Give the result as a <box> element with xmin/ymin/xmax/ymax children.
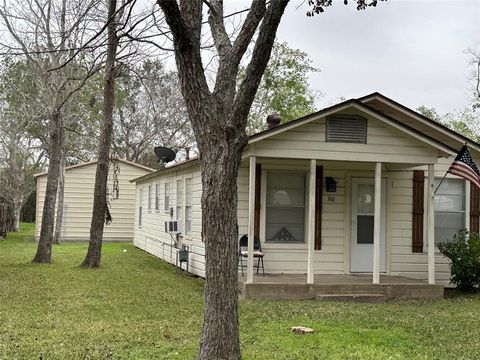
<box><xmin>434</xmin><ymin>142</ymin><xmax>469</xmax><ymax>194</ymax></box>
<box><xmin>434</xmin><ymin>171</ymin><xmax>448</xmax><ymax>195</ymax></box>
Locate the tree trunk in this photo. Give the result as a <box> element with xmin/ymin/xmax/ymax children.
<box><xmin>156</xmin><ymin>2</ymin><xmax>289</xmax><ymax>358</ymax></box>
<box><xmin>0</xmin><ymin>204</ymin><xmax>7</xmax><ymax>239</ymax></box>
<box><xmin>81</xmin><ymin>0</ymin><xmax>118</xmax><ymax>268</ymax></box>
<box><xmin>53</xmin><ymin>151</ymin><xmax>66</xmax><ymax>244</ymax></box>
<box><xmin>197</xmin><ymin>134</ymin><xmax>245</xmax><ymax>360</ymax></box>
<box><xmin>11</xmin><ymin>193</ymin><xmax>23</xmax><ymax>233</ymax></box>
<box><xmin>33</xmin><ymin>111</ymin><xmax>64</xmax><ymax>263</ymax></box>
<box><xmin>8</xmin><ymin>136</ymin><xmax>23</xmax><ymax>233</ymax></box>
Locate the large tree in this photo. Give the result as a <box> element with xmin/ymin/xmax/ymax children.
<box><xmin>417</xmin><ymin>105</ymin><xmax>480</xmax><ymax>142</ymax></box>
<box><xmin>0</xmin><ymin>0</ymin><xmax>101</xmax><ymax>262</ymax></box>
<box><xmin>156</xmin><ymin>2</ymin><xmax>289</xmax><ymax>358</ymax></box>
<box><xmin>81</xmin><ymin>0</ymin><xmax>123</xmax><ymax>268</ymax></box>
<box><xmin>156</xmin><ymin>1</ymin><xmax>382</xmax><ymax>359</ymax></box>
<box><xmin>0</xmin><ymin>57</ymin><xmax>99</xmax><ymax>237</ymax></box>
<box><xmin>114</xmin><ymin>61</ymin><xmax>194</xmax><ymax>166</ymax></box>
<box><xmin>0</xmin><ymin>60</ymin><xmax>45</xmax><ymax>232</ymax></box>
<box><xmin>71</xmin><ymin>60</ymin><xmax>194</xmax><ymax>168</ymax></box>
<box><xmin>466</xmin><ymin>48</ymin><xmax>480</xmax><ymax>111</ymax></box>
<box><xmin>245</xmin><ymin>41</ymin><xmax>320</xmax><ymax>134</ymax></box>
<box><xmin>80</xmin><ymin>0</ymin><xmax>160</xmax><ymax>266</ymax></box>
<box><xmin>417</xmin><ymin>48</ymin><xmax>480</xmax><ymax>144</ymax></box>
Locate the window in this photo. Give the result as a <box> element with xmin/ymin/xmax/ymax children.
<box><xmin>155</xmin><ymin>184</ymin><xmax>159</xmax><ymax>211</ymax></box>
<box><xmin>176</xmin><ymin>179</ymin><xmax>183</xmax><ymax>226</ymax></box>
<box><xmin>138</xmin><ymin>188</ymin><xmax>143</xmax><ymax>226</ymax></box>
<box><xmin>265</xmin><ymin>172</ymin><xmax>305</xmax><ymax>243</ymax></box>
<box><xmin>326</xmin><ymin>115</ymin><xmax>367</xmax><ymax>143</ymax></box>
<box><xmin>185</xmin><ymin>178</ymin><xmax>192</xmax><ymax>235</ymax></box>
<box><xmin>148</xmin><ymin>185</ymin><xmax>152</xmax><ymax>211</ymax></box>
<box><xmin>164</xmin><ymin>182</ymin><xmax>170</xmax><ymax>212</ymax></box>
<box><xmin>434</xmin><ymin>178</ymin><xmax>465</xmax><ymax>245</ymax></box>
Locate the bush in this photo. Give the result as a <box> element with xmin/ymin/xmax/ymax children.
<box><xmin>438</xmin><ymin>230</ymin><xmax>480</xmax><ymax>292</ymax></box>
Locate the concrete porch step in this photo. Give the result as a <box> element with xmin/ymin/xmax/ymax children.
<box><xmin>316</xmin><ymin>293</ymin><xmax>386</xmax><ymax>303</ymax></box>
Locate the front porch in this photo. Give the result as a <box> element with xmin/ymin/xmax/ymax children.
<box><xmin>238</xmin><ymin>274</ymin><xmax>445</xmax><ymax>300</ymax></box>
<box><xmin>240</xmin><ymin>156</ymin><xmax>441</xmax><ymax>287</ymax></box>
<box><xmin>239</xmin><ymin>105</ymin><xmax>458</xmax><ymax>291</ymax></box>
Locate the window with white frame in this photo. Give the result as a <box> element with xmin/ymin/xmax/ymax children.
<box><xmin>148</xmin><ymin>185</ymin><xmax>152</xmax><ymax>211</ymax></box>
<box><xmin>185</xmin><ymin>178</ymin><xmax>192</xmax><ymax>235</ymax></box>
<box><xmin>265</xmin><ymin>172</ymin><xmax>305</xmax><ymax>243</ymax></box>
<box><xmin>176</xmin><ymin>179</ymin><xmax>183</xmax><ymax>226</ymax></box>
<box><xmin>434</xmin><ymin>178</ymin><xmax>466</xmax><ymax>245</ymax></box>
<box><xmin>164</xmin><ymin>182</ymin><xmax>170</xmax><ymax>212</ymax></box>
<box><xmin>155</xmin><ymin>183</ymin><xmax>159</xmax><ymax>211</ymax></box>
<box><xmin>138</xmin><ymin>188</ymin><xmax>143</xmax><ymax>226</ymax></box>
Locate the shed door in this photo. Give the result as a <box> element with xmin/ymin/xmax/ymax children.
<box><xmin>350</xmin><ymin>178</ymin><xmax>386</xmax><ymax>273</ymax></box>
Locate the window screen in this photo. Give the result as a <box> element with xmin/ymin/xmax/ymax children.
<box><xmin>266</xmin><ymin>172</ymin><xmax>305</xmax><ymax>243</ymax></box>
<box><xmin>434</xmin><ymin>178</ymin><xmax>465</xmax><ymax>245</ymax></box>
<box><xmin>155</xmin><ymin>184</ymin><xmax>159</xmax><ymax>211</ymax></box>
<box><xmin>138</xmin><ymin>188</ymin><xmax>143</xmax><ymax>226</ymax></box>
<box><xmin>326</xmin><ymin>115</ymin><xmax>367</xmax><ymax>143</ymax></box>
<box><xmin>148</xmin><ymin>185</ymin><xmax>152</xmax><ymax>211</ymax></box>
<box><xmin>176</xmin><ymin>179</ymin><xmax>183</xmax><ymax>223</ymax></box>
<box><xmin>185</xmin><ymin>178</ymin><xmax>192</xmax><ymax>235</ymax></box>
<box><xmin>164</xmin><ymin>183</ymin><xmax>170</xmax><ymax>212</ymax></box>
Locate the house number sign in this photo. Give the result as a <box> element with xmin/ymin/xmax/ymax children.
<box><xmin>328</xmin><ymin>196</ymin><xmax>335</xmax><ymax>203</ymax></box>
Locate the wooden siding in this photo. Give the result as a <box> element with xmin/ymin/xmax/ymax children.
<box><xmin>237</xmin><ymin>158</ymin><xmax>347</xmax><ymax>275</ymax></box>
<box><xmin>133</xmin><ymin>164</ymin><xmax>205</xmax><ymax>277</ymax></box>
<box><xmin>250</xmin><ymin>109</ymin><xmax>438</xmax><ymax>164</ymax></box>
<box><xmin>35</xmin><ymin>161</ymin><xmax>151</xmax><ymax>241</ymax></box>
<box><xmin>133</xmin><ymin>116</ymin><xmax>474</xmax><ymax>286</ymax></box>
<box><xmin>135</xmin><ymin>158</ymin><xmax>464</xmax><ymax>285</ymax></box>
<box><xmin>388</xmin><ymin>156</ymin><xmax>479</xmax><ymax>285</ymax></box>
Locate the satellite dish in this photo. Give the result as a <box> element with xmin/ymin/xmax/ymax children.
<box><xmin>154</xmin><ymin>146</ymin><xmax>176</xmax><ymax>167</ymax></box>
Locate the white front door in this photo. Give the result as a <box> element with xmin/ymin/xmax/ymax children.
<box><xmin>350</xmin><ymin>177</ymin><xmax>387</xmax><ymax>273</ymax></box>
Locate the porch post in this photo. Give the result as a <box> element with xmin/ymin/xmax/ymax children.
<box><xmin>247</xmin><ymin>156</ymin><xmax>256</xmax><ymax>284</ymax></box>
<box><xmin>307</xmin><ymin>159</ymin><xmax>316</xmax><ymax>284</ymax></box>
<box><xmin>373</xmin><ymin>162</ymin><xmax>382</xmax><ymax>284</ymax></box>
<box><xmin>427</xmin><ymin>164</ymin><xmax>435</xmax><ymax>285</ymax></box>
<box><xmin>465</xmin><ymin>181</ymin><xmax>471</xmax><ymax>232</ymax></box>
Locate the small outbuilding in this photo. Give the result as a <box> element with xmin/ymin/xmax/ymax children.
<box><xmin>35</xmin><ymin>159</ymin><xmax>153</xmax><ymax>242</ymax></box>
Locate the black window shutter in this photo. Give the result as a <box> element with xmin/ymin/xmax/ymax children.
<box><xmin>412</xmin><ymin>170</ymin><xmax>425</xmax><ymax>253</ymax></box>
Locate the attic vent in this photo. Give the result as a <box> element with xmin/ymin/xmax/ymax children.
<box><xmin>326</xmin><ymin>115</ymin><xmax>367</xmax><ymax>143</ymax></box>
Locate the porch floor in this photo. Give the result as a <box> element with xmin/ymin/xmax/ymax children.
<box><xmin>238</xmin><ymin>274</ymin><xmax>444</xmax><ymax>300</ymax></box>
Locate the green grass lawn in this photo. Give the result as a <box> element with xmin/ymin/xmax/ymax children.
<box><xmin>0</xmin><ymin>224</ymin><xmax>479</xmax><ymax>359</ymax></box>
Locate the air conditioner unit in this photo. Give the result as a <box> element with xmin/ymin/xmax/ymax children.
<box><xmin>165</xmin><ymin>220</ymin><xmax>179</xmax><ymax>234</ymax></box>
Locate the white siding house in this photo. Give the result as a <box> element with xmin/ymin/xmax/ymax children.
<box><xmin>35</xmin><ymin>159</ymin><xmax>153</xmax><ymax>242</ymax></box>
<box><xmin>133</xmin><ymin>161</ymin><xmax>205</xmax><ymax>276</ymax></box>
<box><xmin>132</xmin><ymin>93</ymin><xmax>480</xmax><ymax>287</ymax></box>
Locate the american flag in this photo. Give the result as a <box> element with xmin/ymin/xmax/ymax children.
<box><xmin>448</xmin><ymin>145</ymin><xmax>480</xmax><ymax>189</ymax></box>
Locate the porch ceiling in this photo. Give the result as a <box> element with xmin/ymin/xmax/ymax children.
<box><xmin>240</xmin><ymin>157</ymin><xmax>441</xmax><ymax>170</ymax></box>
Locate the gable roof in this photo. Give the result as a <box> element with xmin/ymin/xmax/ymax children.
<box><xmin>248</xmin><ymin>98</ymin><xmax>456</xmax><ymax>156</ymax></box>
<box><xmin>248</xmin><ymin>99</ymin><xmax>357</xmax><ymax>142</ymax></box>
<box><xmin>34</xmin><ymin>158</ymin><xmax>154</xmax><ymax>178</ymax></box>
<box><xmin>358</xmin><ymin>92</ymin><xmax>480</xmax><ymax>152</ymax></box>
<box><xmin>131</xmin><ymin>92</ymin><xmax>476</xmax><ymax>183</ymax></box>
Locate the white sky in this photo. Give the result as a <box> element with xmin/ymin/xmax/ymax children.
<box><xmin>224</xmin><ymin>0</ymin><xmax>480</xmax><ymax>114</ymax></box>
<box><xmin>274</xmin><ymin>0</ymin><xmax>480</xmax><ymax>113</ymax></box>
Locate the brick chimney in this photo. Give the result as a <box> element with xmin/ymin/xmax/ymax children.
<box><xmin>267</xmin><ymin>113</ymin><xmax>281</xmax><ymax>129</ymax></box>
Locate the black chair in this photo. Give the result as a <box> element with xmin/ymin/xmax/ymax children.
<box><xmin>239</xmin><ymin>234</ymin><xmax>265</xmax><ymax>276</ymax></box>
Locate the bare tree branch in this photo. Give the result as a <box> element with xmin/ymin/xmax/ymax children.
<box><xmin>230</xmin><ymin>0</ymin><xmax>289</xmax><ymax>128</ymax></box>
